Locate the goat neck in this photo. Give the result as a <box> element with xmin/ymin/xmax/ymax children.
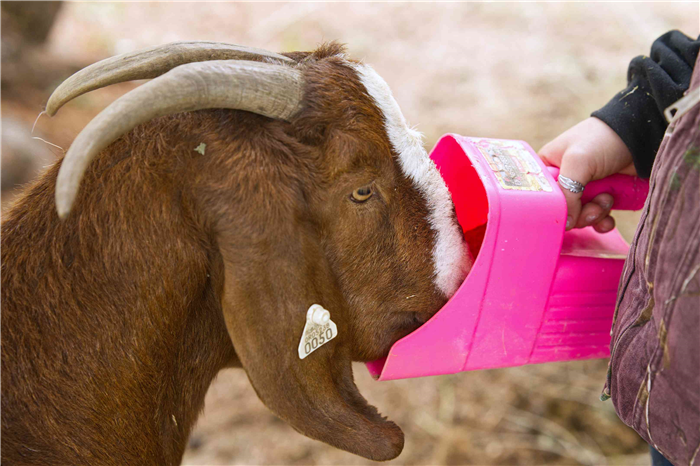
<box><xmin>1</xmin><ymin>112</ymin><xmax>238</xmax><ymax>465</ymax></box>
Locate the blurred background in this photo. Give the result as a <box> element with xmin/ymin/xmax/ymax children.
<box><xmin>2</xmin><ymin>2</ymin><xmax>698</xmax><ymax>465</ymax></box>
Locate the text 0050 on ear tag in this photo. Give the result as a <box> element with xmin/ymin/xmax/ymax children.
<box><xmin>298</xmin><ymin>304</ymin><xmax>338</xmax><ymax>359</ymax></box>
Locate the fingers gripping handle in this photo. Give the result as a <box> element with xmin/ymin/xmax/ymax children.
<box><xmin>547</xmin><ymin>167</ymin><xmax>649</xmax><ymax>211</ymax></box>
<box><xmin>580</xmin><ymin>174</ymin><xmax>650</xmax><ymax>210</ymax></box>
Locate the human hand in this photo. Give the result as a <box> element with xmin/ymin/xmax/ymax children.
<box><xmin>539</xmin><ymin>117</ymin><xmax>636</xmax><ymax>232</ymax></box>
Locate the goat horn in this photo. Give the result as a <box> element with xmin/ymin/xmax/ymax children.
<box><xmin>45</xmin><ymin>41</ymin><xmax>294</xmax><ymax>116</ymax></box>
<box><xmin>55</xmin><ymin>60</ymin><xmax>303</xmax><ymax>219</ymax></box>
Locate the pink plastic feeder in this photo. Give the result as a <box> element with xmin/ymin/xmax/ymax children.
<box><xmin>367</xmin><ymin>135</ymin><xmax>649</xmax><ymax>381</ymax></box>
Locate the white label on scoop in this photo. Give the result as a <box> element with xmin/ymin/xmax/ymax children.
<box><xmin>470</xmin><ymin>138</ymin><xmax>552</xmax><ymax>192</ymax></box>
<box><xmin>298</xmin><ymin>304</ymin><xmax>338</xmax><ymax>359</ymax></box>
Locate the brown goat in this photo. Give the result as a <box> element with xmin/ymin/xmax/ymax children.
<box><xmin>1</xmin><ymin>42</ymin><xmax>470</xmax><ymax>465</ymax></box>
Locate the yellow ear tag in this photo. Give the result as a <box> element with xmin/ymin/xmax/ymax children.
<box><xmin>298</xmin><ymin>304</ymin><xmax>338</xmax><ymax>359</ymax></box>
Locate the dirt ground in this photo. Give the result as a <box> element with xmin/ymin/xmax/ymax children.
<box><xmin>2</xmin><ymin>2</ymin><xmax>698</xmax><ymax>465</ymax></box>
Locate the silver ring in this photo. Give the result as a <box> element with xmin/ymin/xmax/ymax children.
<box><xmin>558</xmin><ymin>175</ymin><xmax>585</xmax><ymax>194</ymax></box>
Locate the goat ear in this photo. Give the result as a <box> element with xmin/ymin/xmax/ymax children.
<box><xmin>219</xmin><ymin>256</ymin><xmax>403</xmax><ymax>461</ymax></box>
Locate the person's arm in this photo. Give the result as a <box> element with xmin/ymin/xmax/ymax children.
<box><xmin>592</xmin><ymin>30</ymin><xmax>700</xmax><ymax>178</ymax></box>
<box><xmin>539</xmin><ymin>30</ymin><xmax>699</xmax><ymax>231</ymax></box>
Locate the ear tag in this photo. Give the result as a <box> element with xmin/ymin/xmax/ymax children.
<box><xmin>298</xmin><ymin>304</ymin><xmax>338</xmax><ymax>360</ymax></box>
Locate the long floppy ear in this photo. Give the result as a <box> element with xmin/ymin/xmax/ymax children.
<box><xmin>217</xmin><ymin>228</ymin><xmax>404</xmax><ymax>461</ymax></box>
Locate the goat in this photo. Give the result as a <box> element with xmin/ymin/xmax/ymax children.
<box><xmin>1</xmin><ymin>41</ymin><xmax>471</xmax><ymax>465</ymax></box>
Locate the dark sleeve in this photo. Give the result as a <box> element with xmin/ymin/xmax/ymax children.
<box><xmin>591</xmin><ymin>30</ymin><xmax>700</xmax><ymax>178</ymax></box>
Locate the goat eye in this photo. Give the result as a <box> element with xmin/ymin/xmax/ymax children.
<box><xmin>351</xmin><ymin>186</ymin><xmax>373</xmax><ymax>203</ymax></box>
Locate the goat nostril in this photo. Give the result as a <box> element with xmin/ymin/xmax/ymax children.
<box><xmin>412</xmin><ymin>312</ymin><xmax>431</xmax><ymax>326</ymax></box>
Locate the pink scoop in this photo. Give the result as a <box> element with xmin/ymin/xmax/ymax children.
<box><xmin>367</xmin><ymin>135</ymin><xmax>649</xmax><ymax>381</ymax></box>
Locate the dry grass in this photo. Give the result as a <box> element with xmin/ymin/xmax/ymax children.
<box><xmin>2</xmin><ymin>2</ymin><xmax>698</xmax><ymax>464</ymax></box>
<box><xmin>183</xmin><ymin>360</ymin><xmax>652</xmax><ymax>465</ymax></box>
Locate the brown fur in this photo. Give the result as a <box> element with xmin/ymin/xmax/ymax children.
<box><xmin>1</xmin><ymin>44</ymin><xmax>448</xmax><ymax>465</ymax></box>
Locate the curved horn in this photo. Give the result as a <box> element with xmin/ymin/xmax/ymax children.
<box><xmin>55</xmin><ymin>60</ymin><xmax>303</xmax><ymax>219</ymax></box>
<box><xmin>45</xmin><ymin>41</ymin><xmax>294</xmax><ymax>116</ymax></box>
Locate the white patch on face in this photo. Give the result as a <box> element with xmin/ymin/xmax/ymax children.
<box><xmin>350</xmin><ymin>63</ymin><xmax>472</xmax><ymax>298</ymax></box>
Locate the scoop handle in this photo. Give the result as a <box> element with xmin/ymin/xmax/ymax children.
<box><xmin>546</xmin><ymin>167</ymin><xmax>649</xmax><ymax>211</ymax></box>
